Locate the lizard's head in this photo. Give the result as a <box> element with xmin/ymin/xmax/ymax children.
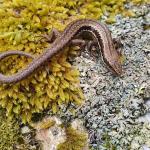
<box><xmin>110</xmin><ymin>60</ymin><xmax>122</xmax><ymax>76</ymax></box>
<box><xmin>105</xmin><ymin>56</ymin><xmax>123</xmax><ymax>76</ymax></box>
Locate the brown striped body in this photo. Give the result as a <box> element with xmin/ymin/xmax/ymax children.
<box><xmin>0</xmin><ymin>19</ymin><xmax>122</xmax><ymax>83</ymax></box>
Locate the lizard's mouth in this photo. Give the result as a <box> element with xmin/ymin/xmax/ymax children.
<box><xmin>105</xmin><ymin>60</ymin><xmax>122</xmax><ymax>76</ymax></box>
<box><xmin>102</xmin><ymin>54</ymin><xmax>122</xmax><ymax>76</ymax></box>
<box><xmin>112</xmin><ymin>63</ymin><xmax>122</xmax><ymax>76</ymax></box>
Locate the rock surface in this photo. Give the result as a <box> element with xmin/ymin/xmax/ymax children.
<box><xmin>65</xmin><ymin>4</ymin><xmax>150</xmax><ymax>150</ymax></box>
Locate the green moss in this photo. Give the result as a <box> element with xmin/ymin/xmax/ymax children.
<box><xmin>57</xmin><ymin>126</ymin><xmax>88</xmax><ymax>150</ymax></box>
<box><xmin>0</xmin><ymin>108</ymin><xmax>31</xmax><ymax>150</ymax></box>
<box><xmin>32</xmin><ymin>117</ymin><xmax>56</xmax><ymax>130</ymax></box>
<box><xmin>0</xmin><ymin>109</ymin><xmax>19</xmax><ymax>150</ymax></box>
<box><xmin>39</xmin><ymin>120</ymin><xmax>56</xmax><ymax>129</ymax></box>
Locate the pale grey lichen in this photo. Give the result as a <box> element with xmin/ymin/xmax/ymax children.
<box><xmin>69</xmin><ymin>3</ymin><xmax>150</xmax><ymax>150</ymax></box>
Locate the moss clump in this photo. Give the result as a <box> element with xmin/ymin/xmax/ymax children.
<box><xmin>38</xmin><ymin>119</ymin><xmax>56</xmax><ymax>130</ymax></box>
<box><xmin>0</xmin><ymin>0</ymin><xmax>148</xmax><ymax>124</ymax></box>
<box><xmin>0</xmin><ymin>109</ymin><xmax>19</xmax><ymax>150</ymax></box>
<box><xmin>57</xmin><ymin>126</ymin><xmax>88</xmax><ymax>150</ymax></box>
<box><xmin>32</xmin><ymin>116</ymin><xmax>57</xmax><ymax>130</ymax></box>
<box><xmin>0</xmin><ymin>108</ymin><xmax>32</xmax><ymax>150</ymax></box>
<box><xmin>0</xmin><ymin>0</ymin><xmax>86</xmax><ymax>123</ymax></box>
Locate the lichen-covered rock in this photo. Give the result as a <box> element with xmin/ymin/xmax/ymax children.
<box><xmin>33</xmin><ymin>116</ymin><xmax>88</xmax><ymax>150</ymax></box>
<box><xmin>33</xmin><ymin>116</ymin><xmax>66</xmax><ymax>150</ymax></box>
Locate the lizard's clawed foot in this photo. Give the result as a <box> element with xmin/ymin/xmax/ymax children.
<box><xmin>113</xmin><ymin>38</ymin><xmax>123</xmax><ymax>56</ymax></box>
<box><xmin>39</xmin><ymin>28</ymin><xmax>61</xmax><ymax>43</ymax></box>
<box><xmin>86</xmin><ymin>40</ymin><xmax>98</xmax><ymax>57</ymax></box>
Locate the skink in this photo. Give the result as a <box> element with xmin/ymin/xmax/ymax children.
<box><xmin>0</xmin><ymin>19</ymin><xmax>122</xmax><ymax>83</ymax></box>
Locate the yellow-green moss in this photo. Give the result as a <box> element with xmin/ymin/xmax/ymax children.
<box><xmin>57</xmin><ymin>126</ymin><xmax>88</xmax><ymax>150</ymax></box>
<box><xmin>32</xmin><ymin>117</ymin><xmax>56</xmax><ymax>130</ymax></box>
<box><xmin>0</xmin><ymin>0</ymin><xmax>148</xmax><ymax>124</ymax></box>
<box><xmin>0</xmin><ymin>109</ymin><xmax>18</xmax><ymax>150</ymax></box>
<box><xmin>0</xmin><ymin>108</ymin><xmax>32</xmax><ymax>150</ymax></box>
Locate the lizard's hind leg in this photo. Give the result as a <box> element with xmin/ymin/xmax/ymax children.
<box><xmin>70</xmin><ymin>39</ymin><xmax>98</xmax><ymax>57</ymax></box>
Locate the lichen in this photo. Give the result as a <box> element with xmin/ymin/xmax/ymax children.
<box><xmin>102</xmin><ymin>133</ymin><xmax>117</xmax><ymax>150</ymax></box>
<box><xmin>102</xmin><ymin>122</ymin><xmax>150</xmax><ymax>150</ymax></box>
<box><xmin>0</xmin><ymin>0</ymin><xmax>148</xmax><ymax>124</ymax></box>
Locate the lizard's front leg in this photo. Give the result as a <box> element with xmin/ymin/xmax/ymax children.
<box><xmin>39</xmin><ymin>28</ymin><xmax>61</xmax><ymax>43</ymax></box>
<box><xmin>113</xmin><ymin>38</ymin><xmax>123</xmax><ymax>56</ymax></box>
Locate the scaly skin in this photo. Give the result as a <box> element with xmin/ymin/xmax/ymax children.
<box><xmin>0</xmin><ymin>19</ymin><xmax>122</xmax><ymax>84</ymax></box>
